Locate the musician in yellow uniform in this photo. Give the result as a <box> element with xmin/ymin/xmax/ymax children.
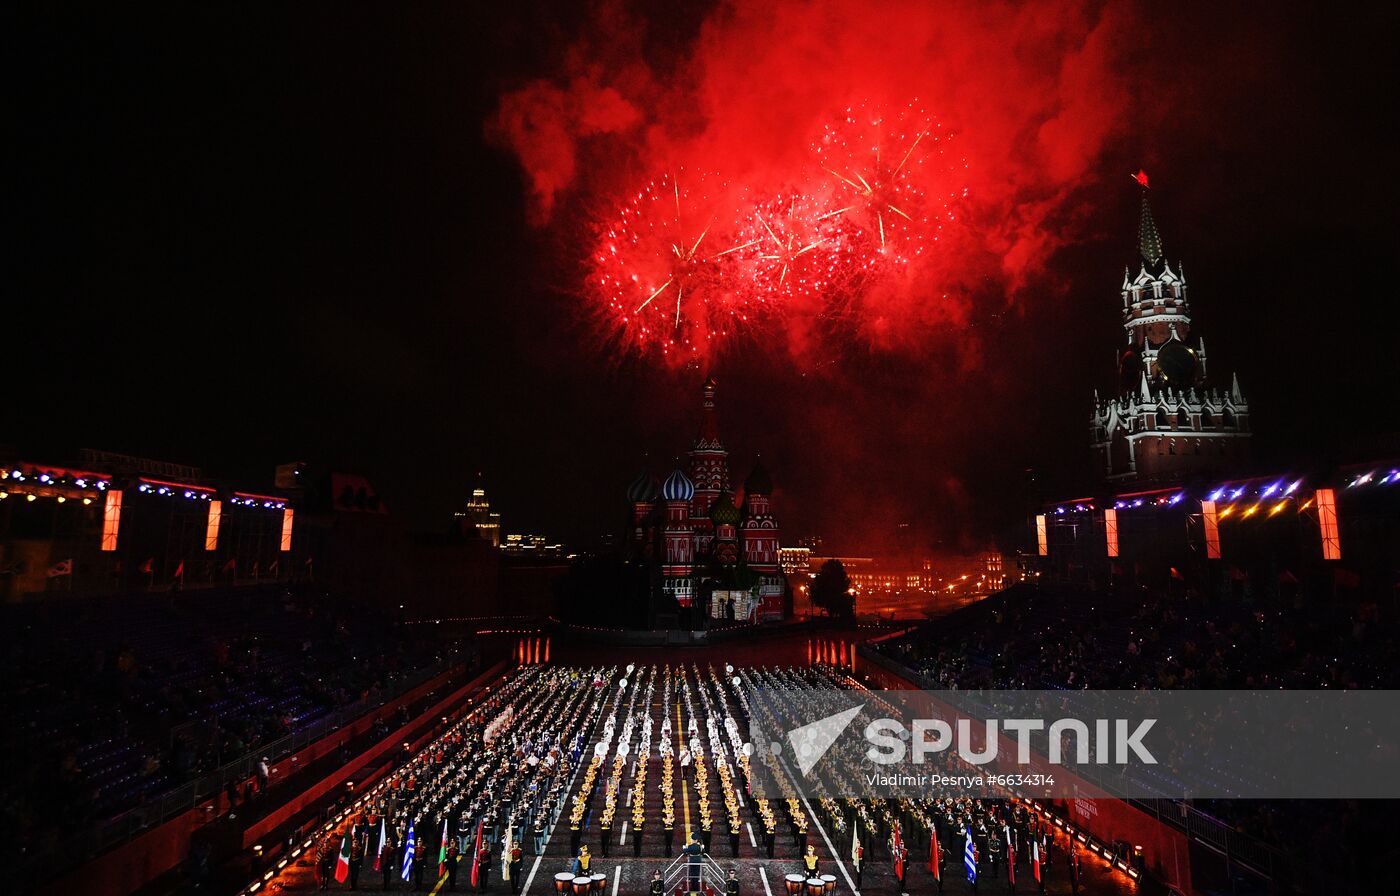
<box><xmin>572</xmin><ymin>846</ymin><xmax>591</xmax><ymax>875</ymax></box>
<box><xmin>802</xmin><ymin>845</ymin><xmax>820</xmax><ymax>876</ymax></box>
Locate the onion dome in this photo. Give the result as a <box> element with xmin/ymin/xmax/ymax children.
<box><xmin>1155</xmin><ymin>338</ymin><xmax>1197</xmax><ymax>386</ymax></box>
<box><xmin>709</xmin><ymin>492</ymin><xmax>740</xmax><ymax>526</ymax></box>
<box><xmin>661</xmin><ymin>468</ymin><xmax>694</xmax><ymax>502</ymax></box>
<box><xmin>626</xmin><ymin>470</ymin><xmax>659</xmax><ymax>504</ymax></box>
<box><xmin>744</xmin><ymin>461</ymin><xmax>772</xmax><ymax>496</ymax></box>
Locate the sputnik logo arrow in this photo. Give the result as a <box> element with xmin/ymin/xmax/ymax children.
<box><xmin>787</xmin><ymin>704</ymin><xmax>864</xmax><ymax>776</ymax></box>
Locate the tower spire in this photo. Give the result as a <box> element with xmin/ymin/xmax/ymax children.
<box><xmin>696</xmin><ymin>375</ymin><xmax>720</xmax><ymax>445</ymax></box>
<box><xmin>1137</xmin><ymin>186</ymin><xmax>1164</xmax><ymax>268</ymax></box>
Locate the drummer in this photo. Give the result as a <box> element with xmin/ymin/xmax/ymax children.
<box><xmin>802</xmin><ymin>845</ymin><xmax>820</xmax><ymax>877</ymax></box>
<box><xmin>572</xmin><ymin>845</ymin><xmax>591</xmax><ymax>875</ymax></box>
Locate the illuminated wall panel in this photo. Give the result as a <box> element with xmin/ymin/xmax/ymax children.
<box><xmin>1201</xmin><ymin>500</ymin><xmax>1220</xmax><ymax>559</ymax></box>
<box><xmin>1035</xmin><ymin>514</ymin><xmax>1048</xmax><ymax>556</ymax></box>
<box><xmin>1104</xmin><ymin>508</ymin><xmax>1119</xmax><ymax>557</ymax></box>
<box><xmin>1316</xmin><ymin>489</ymin><xmax>1341</xmax><ymax>560</ymax></box>
<box><xmin>205</xmin><ymin>500</ymin><xmax>222</xmax><ymax>551</ymax></box>
<box><xmin>280</xmin><ymin>508</ymin><xmax>294</xmax><ymax>552</ymax></box>
<box><xmin>100</xmin><ymin>489</ymin><xmax>123</xmax><ymax>552</ymax></box>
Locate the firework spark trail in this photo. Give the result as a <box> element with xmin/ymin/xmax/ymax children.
<box><xmin>586</xmin><ymin>103</ymin><xmax>968</xmax><ymax>366</ymax></box>
<box><xmin>590</xmin><ymin>170</ymin><xmax>761</xmax><ymax>361</ymax></box>
<box><xmin>812</xmin><ymin>101</ymin><xmax>960</xmax><ymax>267</ymax></box>
<box><xmin>732</xmin><ymin>190</ymin><xmax>859</xmax><ymax>309</ymax></box>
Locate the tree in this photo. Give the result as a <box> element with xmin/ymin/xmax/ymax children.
<box><xmin>810</xmin><ymin>559</ymin><xmax>855</xmax><ymax>618</ymax></box>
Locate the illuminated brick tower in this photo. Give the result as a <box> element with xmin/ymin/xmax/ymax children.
<box><xmin>660</xmin><ymin>468</ymin><xmax>696</xmax><ymax>607</ymax></box>
<box><xmin>740</xmin><ymin>461</ymin><xmax>785</xmax><ymax>617</ymax></box>
<box><xmin>1090</xmin><ymin>173</ymin><xmax>1251</xmax><ymax>481</ymax></box>
<box><xmin>688</xmin><ymin>376</ymin><xmax>732</xmax><ymax>556</ymax></box>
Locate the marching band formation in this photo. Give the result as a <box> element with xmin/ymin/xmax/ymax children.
<box><xmin>300</xmin><ymin>664</ymin><xmax>1095</xmax><ymax>895</ymax></box>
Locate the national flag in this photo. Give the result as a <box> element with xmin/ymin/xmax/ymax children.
<box><xmin>173</xmin><ymin>560</ymin><xmax>185</xmax><ymax>580</ymax></box>
<box><xmin>439</xmin><ymin>816</ymin><xmax>450</xmax><ymax>877</ymax></box>
<box><xmin>470</xmin><ymin>817</ymin><xmax>485</xmax><ymax>888</ymax></box>
<box><xmin>269</xmin><ymin>558</ymin><xmax>279</xmax><ymax>576</ymax></box>
<box><xmin>139</xmin><ymin>558</ymin><xmax>154</xmax><ymax>574</ymax></box>
<box><xmin>851</xmin><ymin>824</ymin><xmax>861</xmax><ymax>868</ymax></box>
<box><xmin>334</xmin><ymin>835</ymin><xmax>351</xmax><ymax>883</ymax></box>
<box><xmin>964</xmin><ymin>829</ymin><xmax>977</xmax><ymax>884</ymax></box>
<box><xmin>46</xmin><ymin>559</ymin><xmax>73</xmax><ymax>578</ymax></box>
<box><xmin>892</xmin><ymin>825</ymin><xmax>904</xmax><ymax>882</ymax></box>
<box><xmin>928</xmin><ymin>823</ymin><xmax>940</xmax><ymax>880</ymax></box>
<box><xmin>1169</xmin><ymin>567</ymin><xmax>1184</xmax><ymax>581</ymax></box>
<box><xmin>374</xmin><ymin>819</ymin><xmax>386</xmax><ymax>871</ymax></box>
<box><xmin>223</xmin><ymin>557</ymin><xmax>237</xmax><ymax>573</ymax></box>
<box><xmin>1007</xmin><ymin>833</ymin><xmax>1016</xmax><ymax>887</ymax></box>
<box><xmin>1278</xmin><ymin>569</ymin><xmax>1300</xmax><ymax>585</ymax></box>
<box><xmin>400</xmin><ymin>819</ymin><xmax>417</xmax><ymax>881</ymax></box>
<box><xmin>1032</xmin><ymin>839</ymin><xmax>1042</xmax><ymax>884</ymax></box>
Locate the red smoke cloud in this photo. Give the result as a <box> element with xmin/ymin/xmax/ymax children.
<box><xmin>489</xmin><ymin>0</ymin><xmax>1145</xmax><ymax>366</ymax></box>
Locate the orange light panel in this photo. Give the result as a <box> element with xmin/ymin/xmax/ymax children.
<box><xmin>1316</xmin><ymin>489</ymin><xmax>1341</xmax><ymax>560</ymax></box>
<box><xmin>205</xmin><ymin>500</ymin><xmax>222</xmax><ymax>551</ymax></box>
<box><xmin>1201</xmin><ymin>500</ymin><xmax>1220</xmax><ymax>559</ymax></box>
<box><xmin>280</xmin><ymin>508</ymin><xmax>294</xmax><ymax>552</ymax></box>
<box><xmin>100</xmin><ymin>489</ymin><xmax>122</xmax><ymax>551</ymax></box>
<box><xmin>1036</xmin><ymin>514</ymin><xmax>1048</xmax><ymax>556</ymax></box>
<box><xmin>1104</xmin><ymin>508</ymin><xmax>1119</xmax><ymax>557</ymax></box>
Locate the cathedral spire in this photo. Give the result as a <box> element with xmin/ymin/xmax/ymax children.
<box><xmin>696</xmin><ymin>375</ymin><xmax>721</xmax><ymax>447</ymax></box>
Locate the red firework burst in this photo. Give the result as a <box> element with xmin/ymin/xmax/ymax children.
<box><xmin>590</xmin><ymin>170</ymin><xmax>756</xmax><ymax>361</ymax></box>
<box><xmin>811</xmin><ymin>101</ymin><xmax>965</xmax><ymax>271</ymax></box>
<box><xmin>730</xmin><ymin>190</ymin><xmax>860</xmax><ymax>309</ymax></box>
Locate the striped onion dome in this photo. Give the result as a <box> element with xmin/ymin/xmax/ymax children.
<box><xmin>661</xmin><ymin>468</ymin><xmax>695</xmax><ymax>502</ymax></box>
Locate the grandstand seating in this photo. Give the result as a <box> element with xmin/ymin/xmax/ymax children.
<box><xmin>1</xmin><ymin>586</ymin><xmax>471</xmax><ymax>865</ymax></box>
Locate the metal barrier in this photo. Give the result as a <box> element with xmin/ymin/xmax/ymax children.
<box><xmin>661</xmin><ymin>850</ymin><xmax>731</xmax><ymax>894</ymax></box>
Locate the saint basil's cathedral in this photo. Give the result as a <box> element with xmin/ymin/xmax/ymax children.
<box><xmin>625</xmin><ymin>378</ymin><xmax>786</xmax><ymax>622</ymax></box>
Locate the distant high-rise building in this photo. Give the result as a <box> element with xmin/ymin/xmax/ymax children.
<box><xmin>457</xmin><ymin>487</ymin><xmax>501</xmax><ymax>546</ymax></box>
<box><xmin>1090</xmin><ymin>177</ymin><xmax>1252</xmax><ymax>481</ymax></box>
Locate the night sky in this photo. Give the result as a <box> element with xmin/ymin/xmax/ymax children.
<box><xmin>11</xmin><ymin>2</ymin><xmax>1400</xmax><ymax>554</ymax></box>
